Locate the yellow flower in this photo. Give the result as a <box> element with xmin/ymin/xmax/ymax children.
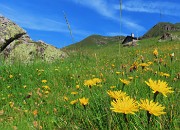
<box><xmin>71</xmin><ymin>91</ymin><xmax>78</xmax><ymax>95</ymax></box>
<box><xmin>42</xmin><ymin>85</ymin><xmax>50</xmax><ymax>90</ymax></box>
<box><xmin>107</xmin><ymin>90</ymin><xmax>127</xmax><ymax>100</ymax></box>
<box><xmin>9</xmin><ymin>102</ymin><xmax>14</xmax><ymax>108</ymax></box>
<box><xmin>110</xmin><ymin>86</ymin><xmax>116</xmax><ymax>89</ymax></box>
<box><xmin>44</xmin><ymin>91</ymin><xmax>49</xmax><ymax>94</ymax></box>
<box><xmin>9</xmin><ymin>75</ymin><xmax>13</xmax><ymax>78</ymax></box>
<box><xmin>79</xmin><ymin>97</ymin><xmax>89</xmax><ymax>106</ymax></box>
<box><xmin>159</xmin><ymin>72</ymin><xmax>170</xmax><ymax>78</ymax></box>
<box><xmin>116</xmin><ymin>72</ymin><xmax>121</xmax><ymax>75</ymax></box>
<box><xmin>63</xmin><ymin>96</ymin><xmax>68</xmax><ymax>101</ymax></box>
<box><xmin>119</xmin><ymin>78</ymin><xmax>130</xmax><ymax>85</ymax></box>
<box><xmin>163</xmin><ymin>73</ymin><xmax>170</xmax><ymax>77</ymax></box>
<box><xmin>147</xmin><ymin>62</ymin><xmax>153</xmax><ymax>65</ymax></box>
<box><xmin>153</xmin><ymin>49</ymin><xmax>158</xmax><ymax>57</ymax></box>
<box><xmin>42</xmin><ymin>80</ymin><xmax>47</xmax><ymax>83</ymax></box>
<box><xmin>139</xmin><ymin>99</ymin><xmax>166</xmax><ymax>116</ymax></box>
<box><xmin>111</xmin><ymin>64</ymin><xmax>115</xmax><ymax>68</ymax></box>
<box><xmin>110</xmin><ymin>96</ymin><xmax>139</xmax><ymax>114</ymax></box>
<box><xmin>92</xmin><ymin>78</ymin><xmax>102</xmax><ymax>84</ymax></box>
<box><xmin>84</xmin><ymin>79</ymin><xmax>95</xmax><ymax>87</ymax></box>
<box><xmin>70</xmin><ymin>99</ymin><xmax>78</xmax><ymax>105</ymax></box>
<box><xmin>145</xmin><ymin>79</ymin><xmax>174</xmax><ymax>97</ymax></box>
<box><xmin>128</xmin><ymin>77</ymin><xmax>133</xmax><ymax>80</ymax></box>
<box><xmin>139</xmin><ymin>63</ymin><xmax>149</xmax><ymax>67</ymax></box>
<box><xmin>76</xmin><ymin>85</ymin><xmax>80</xmax><ymax>89</ymax></box>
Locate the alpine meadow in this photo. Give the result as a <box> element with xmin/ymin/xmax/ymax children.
<box><xmin>0</xmin><ymin>1</ymin><xmax>180</xmax><ymax>130</ymax></box>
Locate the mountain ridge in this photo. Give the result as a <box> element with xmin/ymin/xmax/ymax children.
<box><xmin>63</xmin><ymin>22</ymin><xmax>180</xmax><ymax>50</ymax></box>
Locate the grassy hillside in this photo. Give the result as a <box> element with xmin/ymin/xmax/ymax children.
<box><xmin>0</xmin><ymin>37</ymin><xmax>179</xmax><ymax>129</ymax></box>
<box><xmin>142</xmin><ymin>22</ymin><xmax>180</xmax><ymax>38</ymax></box>
<box><xmin>63</xmin><ymin>35</ymin><xmax>125</xmax><ymax>51</ymax></box>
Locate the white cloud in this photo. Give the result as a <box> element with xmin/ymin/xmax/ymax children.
<box><xmin>71</xmin><ymin>0</ymin><xmax>118</xmax><ymax>20</ymax></box>
<box><xmin>122</xmin><ymin>18</ymin><xmax>145</xmax><ymax>32</ymax></box>
<box><xmin>71</xmin><ymin>0</ymin><xmax>145</xmax><ymax>32</ymax></box>
<box><xmin>0</xmin><ymin>3</ymin><xmax>90</xmax><ymax>35</ymax></box>
<box><xmin>115</xmin><ymin>0</ymin><xmax>180</xmax><ymax>17</ymax></box>
<box><xmin>0</xmin><ymin>4</ymin><xmax>67</xmax><ymax>32</ymax></box>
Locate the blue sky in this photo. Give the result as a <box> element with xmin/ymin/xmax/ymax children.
<box><xmin>0</xmin><ymin>0</ymin><xmax>180</xmax><ymax>48</ymax></box>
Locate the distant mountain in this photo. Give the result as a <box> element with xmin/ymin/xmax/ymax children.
<box><xmin>63</xmin><ymin>35</ymin><xmax>125</xmax><ymax>50</ymax></box>
<box><xmin>142</xmin><ymin>22</ymin><xmax>180</xmax><ymax>38</ymax></box>
<box><xmin>0</xmin><ymin>16</ymin><xmax>66</xmax><ymax>63</ymax></box>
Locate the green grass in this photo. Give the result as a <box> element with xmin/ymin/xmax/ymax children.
<box><xmin>0</xmin><ymin>38</ymin><xmax>179</xmax><ymax>130</ymax></box>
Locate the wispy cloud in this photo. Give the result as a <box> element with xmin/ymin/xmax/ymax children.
<box><xmin>71</xmin><ymin>0</ymin><xmax>118</xmax><ymax>20</ymax></box>
<box><xmin>122</xmin><ymin>18</ymin><xmax>145</xmax><ymax>32</ymax></box>
<box><xmin>115</xmin><ymin>0</ymin><xmax>180</xmax><ymax>17</ymax></box>
<box><xmin>0</xmin><ymin>3</ymin><xmax>90</xmax><ymax>35</ymax></box>
<box><xmin>0</xmin><ymin>4</ymin><xmax>66</xmax><ymax>32</ymax></box>
<box><xmin>71</xmin><ymin>0</ymin><xmax>145</xmax><ymax>32</ymax></box>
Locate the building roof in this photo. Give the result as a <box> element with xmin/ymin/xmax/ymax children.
<box><xmin>122</xmin><ymin>36</ymin><xmax>138</xmax><ymax>44</ymax></box>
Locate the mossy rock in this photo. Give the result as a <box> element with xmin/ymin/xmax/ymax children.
<box><xmin>4</xmin><ymin>42</ymin><xmax>66</xmax><ymax>63</ymax></box>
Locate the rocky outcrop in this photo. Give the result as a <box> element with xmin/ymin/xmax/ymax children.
<box><xmin>0</xmin><ymin>16</ymin><xmax>66</xmax><ymax>63</ymax></box>
<box><xmin>0</xmin><ymin>16</ymin><xmax>28</xmax><ymax>52</ymax></box>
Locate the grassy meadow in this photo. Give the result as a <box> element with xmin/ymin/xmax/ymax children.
<box><xmin>0</xmin><ymin>37</ymin><xmax>179</xmax><ymax>129</ymax></box>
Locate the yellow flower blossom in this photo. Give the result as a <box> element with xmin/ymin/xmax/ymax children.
<box><xmin>42</xmin><ymin>80</ymin><xmax>47</xmax><ymax>83</ymax></box>
<box><xmin>110</xmin><ymin>96</ymin><xmax>139</xmax><ymax>114</ymax></box>
<box><xmin>79</xmin><ymin>97</ymin><xmax>89</xmax><ymax>106</ymax></box>
<box><xmin>145</xmin><ymin>79</ymin><xmax>174</xmax><ymax>97</ymax></box>
<box><xmin>159</xmin><ymin>72</ymin><xmax>170</xmax><ymax>77</ymax></box>
<box><xmin>128</xmin><ymin>77</ymin><xmax>133</xmax><ymax>80</ymax></box>
<box><xmin>107</xmin><ymin>90</ymin><xmax>127</xmax><ymax>100</ymax></box>
<box><xmin>76</xmin><ymin>85</ymin><xmax>80</xmax><ymax>89</ymax></box>
<box><xmin>92</xmin><ymin>78</ymin><xmax>102</xmax><ymax>84</ymax></box>
<box><xmin>139</xmin><ymin>63</ymin><xmax>149</xmax><ymax>67</ymax></box>
<box><xmin>70</xmin><ymin>99</ymin><xmax>78</xmax><ymax>105</ymax></box>
<box><xmin>110</xmin><ymin>86</ymin><xmax>116</xmax><ymax>89</ymax></box>
<box><xmin>119</xmin><ymin>78</ymin><xmax>130</xmax><ymax>85</ymax></box>
<box><xmin>116</xmin><ymin>72</ymin><xmax>121</xmax><ymax>75</ymax></box>
<box><xmin>71</xmin><ymin>91</ymin><xmax>78</xmax><ymax>95</ymax></box>
<box><xmin>111</xmin><ymin>64</ymin><xmax>115</xmax><ymax>68</ymax></box>
<box><xmin>9</xmin><ymin>102</ymin><xmax>14</xmax><ymax>108</ymax></box>
<box><xmin>42</xmin><ymin>85</ymin><xmax>50</xmax><ymax>90</ymax></box>
<box><xmin>84</xmin><ymin>79</ymin><xmax>95</xmax><ymax>87</ymax></box>
<box><xmin>153</xmin><ymin>49</ymin><xmax>158</xmax><ymax>57</ymax></box>
<box><xmin>44</xmin><ymin>91</ymin><xmax>49</xmax><ymax>94</ymax></box>
<box><xmin>9</xmin><ymin>75</ymin><xmax>13</xmax><ymax>78</ymax></box>
<box><xmin>63</xmin><ymin>96</ymin><xmax>68</xmax><ymax>101</ymax></box>
<box><xmin>139</xmin><ymin>99</ymin><xmax>166</xmax><ymax>116</ymax></box>
<box><xmin>147</xmin><ymin>62</ymin><xmax>153</xmax><ymax>65</ymax></box>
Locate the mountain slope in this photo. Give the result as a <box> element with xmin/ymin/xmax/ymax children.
<box><xmin>63</xmin><ymin>35</ymin><xmax>125</xmax><ymax>51</ymax></box>
<box><xmin>142</xmin><ymin>22</ymin><xmax>180</xmax><ymax>38</ymax></box>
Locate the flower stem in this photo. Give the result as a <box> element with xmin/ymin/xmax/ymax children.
<box><xmin>153</xmin><ymin>91</ymin><xmax>159</xmax><ymax>102</ymax></box>
<box><xmin>122</xmin><ymin>84</ymin><xmax>125</xmax><ymax>91</ymax></box>
<box><xmin>123</xmin><ymin>114</ymin><xmax>128</xmax><ymax>123</ymax></box>
<box><xmin>147</xmin><ymin>111</ymin><xmax>151</xmax><ymax>125</ymax></box>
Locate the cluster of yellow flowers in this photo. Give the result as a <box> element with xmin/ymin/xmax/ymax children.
<box><xmin>70</xmin><ymin>97</ymin><xmax>89</xmax><ymax>107</ymax></box>
<box><xmin>108</xmin><ymin>78</ymin><xmax>174</xmax><ymax>121</ymax></box>
<box><xmin>84</xmin><ymin>78</ymin><xmax>102</xmax><ymax>88</ymax></box>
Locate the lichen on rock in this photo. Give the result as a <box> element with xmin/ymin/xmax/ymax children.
<box><xmin>0</xmin><ymin>15</ymin><xmax>66</xmax><ymax>63</ymax></box>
